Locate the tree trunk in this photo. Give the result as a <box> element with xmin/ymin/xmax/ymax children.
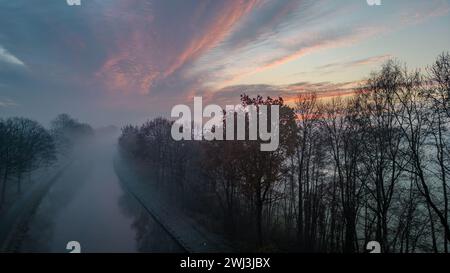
<box><xmin>17</xmin><ymin>172</ymin><xmax>22</xmax><ymax>194</ymax></box>
<box><xmin>297</xmin><ymin>145</ymin><xmax>305</xmax><ymax>248</ymax></box>
<box><xmin>344</xmin><ymin>210</ymin><xmax>356</xmax><ymax>253</ymax></box>
<box><xmin>426</xmin><ymin>202</ymin><xmax>438</xmax><ymax>253</ymax></box>
<box><xmin>1</xmin><ymin>169</ymin><xmax>8</xmax><ymax>207</ymax></box>
<box><xmin>256</xmin><ymin>198</ymin><xmax>263</xmax><ymax>247</ymax></box>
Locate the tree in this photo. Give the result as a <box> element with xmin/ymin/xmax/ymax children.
<box><xmin>320</xmin><ymin>98</ymin><xmax>365</xmax><ymax>253</ymax></box>
<box><xmin>356</xmin><ymin>61</ymin><xmax>407</xmax><ymax>252</ymax></box>
<box><xmin>295</xmin><ymin>93</ymin><xmax>319</xmax><ymax>250</ymax></box>
<box><xmin>390</xmin><ymin>61</ymin><xmax>450</xmax><ymax>248</ymax></box>
<box><xmin>236</xmin><ymin>95</ymin><xmax>297</xmax><ymax>246</ymax></box>
<box><xmin>425</xmin><ymin>52</ymin><xmax>450</xmax><ymax>252</ymax></box>
<box><xmin>50</xmin><ymin>113</ymin><xmax>94</xmax><ymax>154</ymax></box>
<box><xmin>13</xmin><ymin>118</ymin><xmax>56</xmax><ymax>193</ymax></box>
<box><xmin>0</xmin><ymin>117</ymin><xmax>55</xmax><ymax>206</ymax></box>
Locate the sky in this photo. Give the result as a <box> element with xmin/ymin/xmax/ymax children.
<box><xmin>0</xmin><ymin>0</ymin><xmax>449</xmax><ymax>127</ymax></box>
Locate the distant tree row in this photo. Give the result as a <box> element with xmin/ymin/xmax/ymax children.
<box><xmin>0</xmin><ymin>113</ymin><xmax>93</xmax><ymax>209</ymax></box>
<box><xmin>118</xmin><ymin>52</ymin><xmax>450</xmax><ymax>253</ymax></box>
<box><xmin>50</xmin><ymin>113</ymin><xmax>95</xmax><ymax>154</ymax></box>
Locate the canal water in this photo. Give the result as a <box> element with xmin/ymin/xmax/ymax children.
<box><xmin>18</xmin><ymin>137</ymin><xmax>183</xmax><ymax>253</ymax></box>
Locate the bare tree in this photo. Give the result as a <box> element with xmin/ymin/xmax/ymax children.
<box><xmin>0</xmin><ymin>117</ymin><xmax>55</xmax><ymax>207</ymax></box>
<box><xmin>390</xmin><ymin>62</ymin><xmax>450</xmax><ymax>248</ymax></box>
<box><xmin>356</xmin><ymin>61</ymin><xmax>407</xmax><ymax>252</ymax></box>
<box><xmin>320</xmin><ymin>98</ymin><xmax>365</xmax><ymax>253</ymax></box>
<box><xmin>425</xmin><ymin>52</ymin><xmax>450</xmax><ymax>252</ymax></box>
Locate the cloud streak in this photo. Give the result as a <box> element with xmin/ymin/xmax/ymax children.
<box><xmin>206</xmin><ymin>80</ymin><xmax>361</xmax><ymax>107</ymax></box>
<box><xmin>0</xmin><ymin>46</ymin><xmax>25</xmax><ymax>67</ymax></box>
<box><xmin>316</xmin><ymin>54</ymin><xmax>393</xmax><ymax>70</ymax></box>
<box><xmin>0</xmin><ymin>97</ymin><xmax>18</xmax><ymax>107</ymax></box>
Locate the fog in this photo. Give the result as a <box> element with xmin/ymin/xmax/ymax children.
<box><xmin>17</xmin><ymin>134</ymin><xmax>183</xmax><ymax>253</ymax></box>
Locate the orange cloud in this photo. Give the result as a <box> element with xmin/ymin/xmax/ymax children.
<box><xmin>96</xmin><ymin>0</ymin><xmax>259</xmax><ymax>95</ymax></box>
<box><xmin>164</xmin><ymin>0</ymin><xmax>259</xmax><ymax>78</ymax></box>
<box><xmin>218</xmin><ymin>26</ymin><xmax>385</xmax><ymax>88</ymax></box>
<box><xmin>205</xmin><ymin>80</ymin><xmax>363</xmax><ymax>107</ymax></box>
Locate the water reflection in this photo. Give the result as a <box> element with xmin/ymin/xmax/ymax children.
<box><xmin>118</xmin><ymin>189</ymin><xmax>184</xmax><ymax>253</ymax></box>
<box><xmin>18</xmin><ymin>159</ymin><xmax>93</xmax><ymax>252</ymax></box>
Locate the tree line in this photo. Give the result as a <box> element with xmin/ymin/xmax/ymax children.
<box><xmin>0</xmin><ymin>113</ymin><xmax>94</xmax><ymax>209</ymax></box>
<box><xmin>118</xmin><ymin>52</ymin><xmax>450</xmax><ymax>253</ymax></box>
